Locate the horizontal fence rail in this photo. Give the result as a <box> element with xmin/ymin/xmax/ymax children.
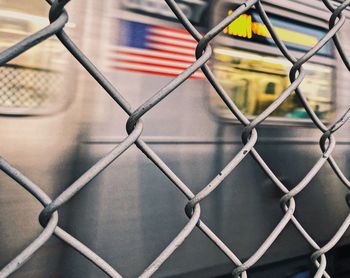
<box><xmin>1</xmin><ymin>0</ymin><xmax>350</xmax><ymax>277</ymax></box>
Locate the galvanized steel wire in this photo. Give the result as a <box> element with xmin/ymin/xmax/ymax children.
<box><xmin>1</xmin><ymin>0</ymin><xmax>350</xmax><ymax>277</ymax></box>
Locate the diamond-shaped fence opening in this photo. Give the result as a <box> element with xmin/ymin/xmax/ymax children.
<box><xmin>1</xmin><ymin>0</ymin><xmax>350</xmax><ymax>277</ymax></box>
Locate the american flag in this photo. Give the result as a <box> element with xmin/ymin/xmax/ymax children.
<box><xmin>108</xmin><ymin>20</ymin><xmax>205</xmax><ymax>79</ymax></box>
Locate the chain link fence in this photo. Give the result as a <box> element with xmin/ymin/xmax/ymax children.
<box><xmin>1</xmin><ymin>0</ymin><xmax>350</xmax><ymax>277</ymax></box>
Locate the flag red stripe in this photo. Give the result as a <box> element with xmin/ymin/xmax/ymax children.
<box><xmin>112</xmin><ymin>58</ymin><xmax>197</xmax><ymax>71</ymax></box>
<box><xmin>111</xmin><ymin>50</ymin><xmax>195</xmax><ymax>64</ymax></box>
<box><xmin>110</xmin><ymin>66</ymin><xmax>204</xmax><ymax>79</ymax></box>
<box><xmin>152</xmin><ymin>26</ymin><xmax>192</xmax><ymax>36</ymax></box>
<box><xmin>141</xmin><ymin>47</ymin><xmax>196</xmax><ymax>58</ymax></box>
<box><xmin>149</xmin><ymin>31</ymin><xmax>197</xmax><ymax>43</ymax></box>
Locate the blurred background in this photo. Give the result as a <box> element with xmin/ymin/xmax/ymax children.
<box><xmin>1</xmin><ymin>0</ymin><xmax>350</xmax><ymax>277</ymax></box>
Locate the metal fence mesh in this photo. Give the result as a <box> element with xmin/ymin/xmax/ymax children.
<box><xmin>1</xmin><ymin>0</ymin><xmax>350</xmax><ymax>277</ymax></box>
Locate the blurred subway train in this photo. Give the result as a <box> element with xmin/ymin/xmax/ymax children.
<box><xmin>1</xmin><ymin>0</ymin><xmax>350</xmax><ymax>277</ymax></box>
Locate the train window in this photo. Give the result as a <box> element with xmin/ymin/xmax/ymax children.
<box><xmin>209</xmin><ymin>1</ymin><xmax>335</xmax><ymax>124</ymax></box>
<box><xmin>210</xmin><ymin>48</ymin><xmax>333</xmax><ymax>122</ymax></box>
<box><xmin>0</xmin><ymin>1</ymin><xmax>71</xmax><ymax>116</ymax></box>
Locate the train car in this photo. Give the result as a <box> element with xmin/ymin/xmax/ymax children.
<box><xmin>1</xmin><ymin>0</ymin><xmax>350</xmax><ymax>277</ymax></box>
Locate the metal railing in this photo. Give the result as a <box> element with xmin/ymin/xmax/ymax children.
<box><xmin>1</xmin><ymin>0</ymin><xmax>350</xmax><ymax>277</ymax></box>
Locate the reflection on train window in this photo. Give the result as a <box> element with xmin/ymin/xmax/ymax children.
<box><xmin>210</xmin><ymin>48</ymin><xmax>333</xmax><ymax>121</ymax></box>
